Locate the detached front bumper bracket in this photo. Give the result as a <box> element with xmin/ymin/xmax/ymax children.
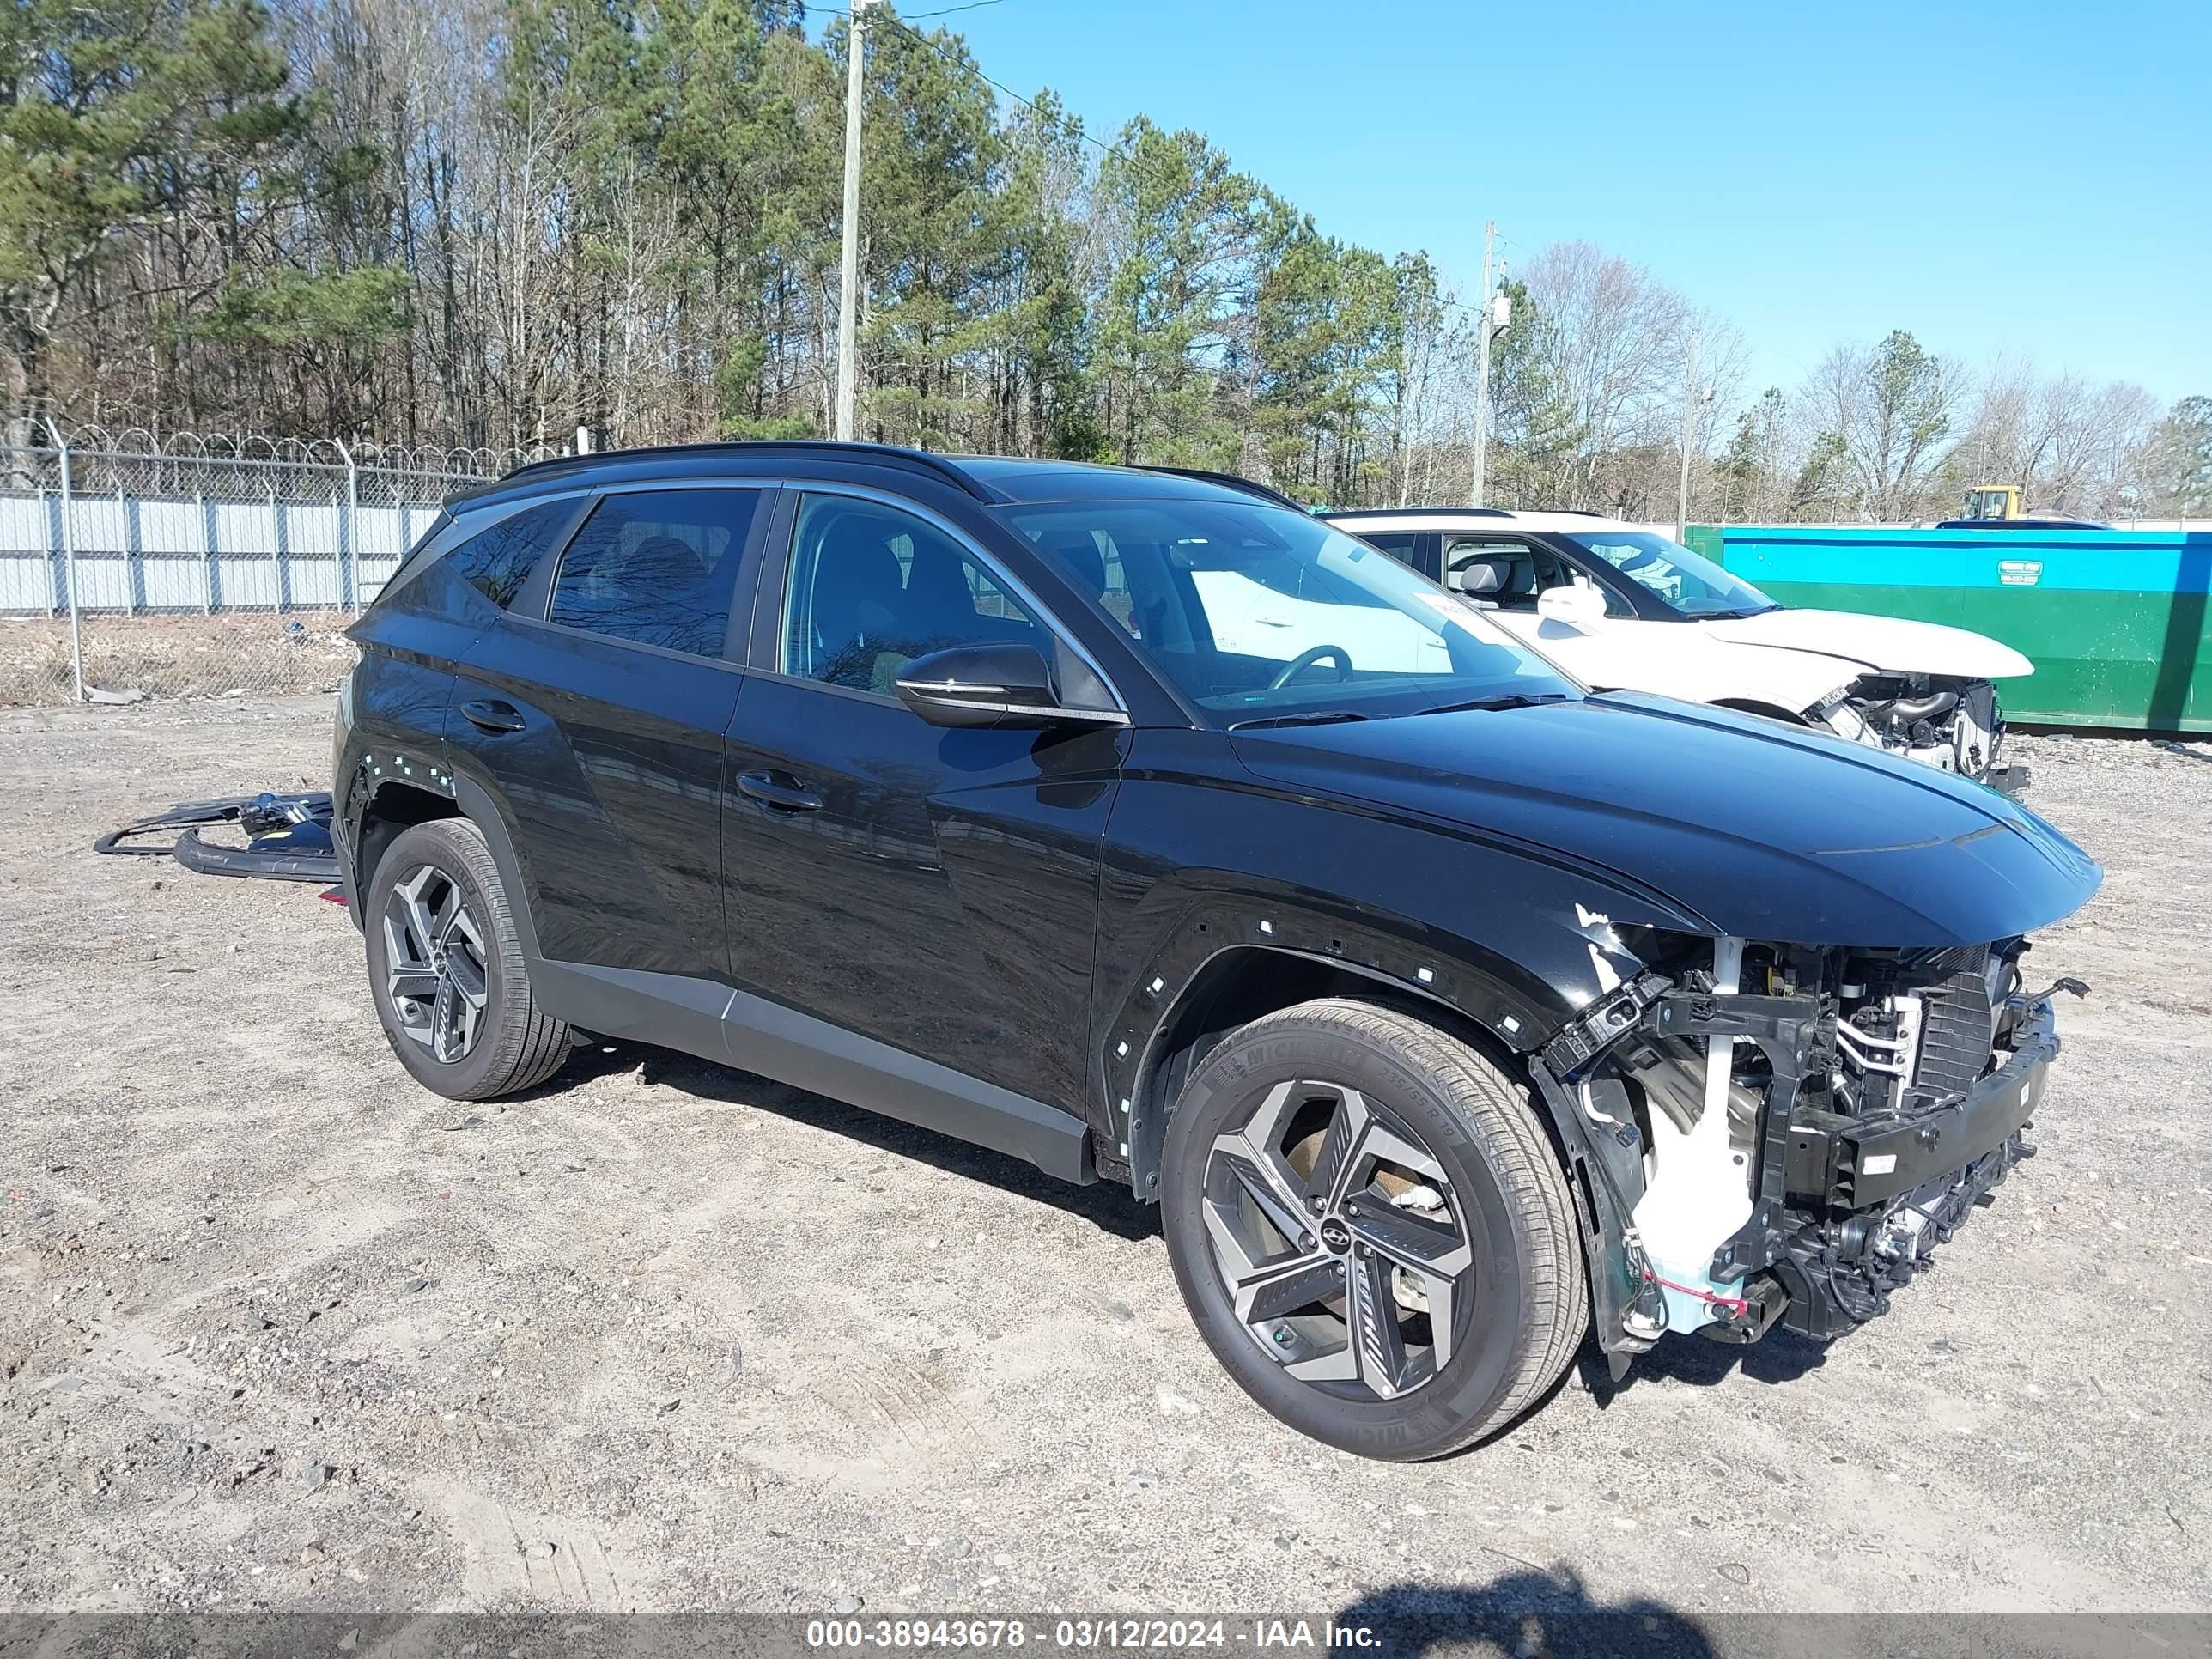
<box><xmin>1539</xmin><ymin>971</ymin><xmax>1674</xmax><ymax>1080</ymax></box>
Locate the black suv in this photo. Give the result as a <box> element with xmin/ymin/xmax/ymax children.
<box><xmin>334</xmin><ymin>443</ymin><xmax>2100</xmax><ymax>1460</ymax></box>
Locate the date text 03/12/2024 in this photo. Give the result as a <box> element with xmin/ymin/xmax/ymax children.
<box><xmin>803</xmin><ymin>1620</ymin><xmax>1382</xmax><ymax>1650</ymax></box>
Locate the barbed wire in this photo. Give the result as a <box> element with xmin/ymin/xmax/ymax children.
<box><xmin>9</xmin><ymin>421</ymin><xmax>573</xmax><ymax>481</ymax></box>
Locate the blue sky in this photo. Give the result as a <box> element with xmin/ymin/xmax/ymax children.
<box><xmin>892</xmin><ymin>0</ymin><xmax>2209</xmax><ymax>407</ymax></box>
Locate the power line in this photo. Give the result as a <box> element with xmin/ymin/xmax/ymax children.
<box><xmin>900</xmin><ymin>0</ymin><xmax>1011</xmax><ymax>16</ymax></box>
<box><xmin>819</xmin><ymin>0</ymin><xmax>1503</xmax><ymax>357</ymax></box>
<box><xmin>823</xmin><ymin>0</ymin><xmax>1480</xmax><ymax>237</ymax></box>
<box><xmin>826</xmin><ymin>0</ymin><xmax>1525</xmax><ymax>270</ymax></box>
<box><xmin>805</xmin><ymin>0</ymin><xmax>1008</xmax><ymax>16</ymax></box>
<box><xmin>866</xmin><ymin>6</ymin><xmax>1133</xmax><ymax>165</ymax></box>
<box><xmin>807</xmin><ymin>1</ymin><xmax>1155</xmax><ymax>173</ymax></box>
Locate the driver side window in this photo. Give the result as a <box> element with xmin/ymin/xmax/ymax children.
<box><xmin>781</xmin><ymin>494</ymin><xmax>1043</xmax><ymax>696</ymax></box>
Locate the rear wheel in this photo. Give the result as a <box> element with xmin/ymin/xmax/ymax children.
<box><xmin>1160</xmin><ymin>998</ymin><xmax>1587</xmax><ymax>1460</ymax></box>
<box><xmin>362</xmin><ymin>818</ymin><xmax>570</xmax><ymax>1101</ymax></box>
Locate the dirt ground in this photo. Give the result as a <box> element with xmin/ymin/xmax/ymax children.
<box><xmin>0</xmin><ymin>611</ymin><xmax>356</xmax><ymax>707</ymax></box>
<box><xmin>1</xmin><ymin>696</ymin><xmax>2207</xmax><ymax>1622</ymax></box>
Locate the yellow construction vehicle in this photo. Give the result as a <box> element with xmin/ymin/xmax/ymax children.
<box><xmin>1942</xmin><ymin>484</ymin><xmax>2106</xmax><ymax>531</ymax></box>
<box><xmin>1961</xmin><ymin>484</ymin><xmax>2023</xmax><ymax>521</ymax></box>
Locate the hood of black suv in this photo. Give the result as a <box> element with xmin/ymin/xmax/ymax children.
<box><xmin>1229</xmin><ymin>691</ymin><xmax>2100</xmax><ymax>948</ymax></box>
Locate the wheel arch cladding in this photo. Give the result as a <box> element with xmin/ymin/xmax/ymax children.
<box><xmin>1104</xmin><ymin>896</ymin><xmax>1635</xmax><ymax>1205</ymax></box>
<box><xmin>344</xmin><ymin>771</ymin><xmax>461</xmax><ymax>904</ymax></box>
<box><xmin>445</xmin><ymin>773</ymin><xmax>543</xmax><ymax>961</ymax></box>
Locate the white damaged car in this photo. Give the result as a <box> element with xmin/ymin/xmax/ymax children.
<box><xmin>1326</xmin><ymin>508</ymin><xmax>2033</xmax><ymax>791</ymax></box>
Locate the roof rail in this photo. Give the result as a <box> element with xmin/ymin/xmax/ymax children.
<box><xmin>448</xmin><ymin>440</ymin><xmax>998</xmax><ymax>507</ymax></box>
<box><xmin>1322</xmin><ymin>505</ymin><xmax>1512</xmax><ymax>520</ymax></box>
<box><xmin>1138</xmin><ymin>465</ymin><xmax>1309</xmax><ymax>512</ymax></box>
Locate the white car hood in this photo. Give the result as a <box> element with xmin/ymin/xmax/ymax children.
<box><xmin>1706</xmin><ymin>608</ymin><xmax>2033</xmax><ymax>679</ymax></box>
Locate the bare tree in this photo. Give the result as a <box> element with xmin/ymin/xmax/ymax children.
<box><xmin>1516</xmin><ymin>242</ymin><xmax>1686</xmax><ymax>507</ymax></box>
<box><xmin>1802</xmin><ymin>331</ymin><xmax>1960</xmax><ymax>520</ymax></box>
<box><xmin>1958</xmin><ymin>359</ymin><xmax>2166</xmax><ymax>518</ymax></box>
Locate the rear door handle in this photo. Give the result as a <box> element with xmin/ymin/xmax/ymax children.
<box><xmin>736</xmin><ymin>769</ymin><xmax>823</xmax><ymax>813</ymax></box>
<box><xmin>459</xmin><ymin>699</ymin><xmax>526</xmax><ymax>734</ymax></box>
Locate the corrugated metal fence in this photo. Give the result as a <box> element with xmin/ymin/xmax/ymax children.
<box><xmin>0</xmin><ymin>428</ymin><xmax>541</xmax><ymax>705</ymax></box>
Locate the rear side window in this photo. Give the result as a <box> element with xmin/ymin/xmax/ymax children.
<box><xmin>443</xmin><ymin>500</ymin><xmax>574</xmax><ymax>608</ymax></box>
<box><xmin>1359</xmin><ymin>532</ymin><xmax>1426</xmax><ymax>572</ymax></box>
<box><xmin>550</xmin><ymin>489</ymin><xmax>763</xmax><ymax>658</ymax></box>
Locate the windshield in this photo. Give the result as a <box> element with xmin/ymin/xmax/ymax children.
<box><xmin>1562</xmin><ymin>532</ymin><xmax>1778</xmax><ymax>618</ymax></box>
<box><xmin>1002</xmin><ymin>499</ymin><xmax>1577</xmax><ymax>725</ymax></box>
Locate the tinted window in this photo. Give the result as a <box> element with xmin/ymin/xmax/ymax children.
<box><xmin>550</xmin><ymin>489</ymin><xmax>761</xmax><ymax>657</ymax></box>
<box><xmin>1012</xmin><ymin>501</ymin><xmax>1573</xmax><ymax>725</ymax></box>
<box><xmin>1359</xmin><ymin>532</ymin><xmax>1425</xmax><ymax>570</ymax></box>
<box><xmin>782</xmin><ymin>494</ymin><xmax>1042</xmax><ymax>694</ymax></box>
<box><xmin>444</xmin><ymin>499</ymin><xmax>574</xmax><ymax>608</ymax></box>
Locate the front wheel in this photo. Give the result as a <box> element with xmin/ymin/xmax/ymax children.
<box><xmin>362</xmin><ymin>817</ymin><xmax>571</xmax><ymax>1101</ymax></box>
<box><xmin>1160</xmin><ymin>999</ymin><xmax>1588</xmax><ymax>1460</ymax></box>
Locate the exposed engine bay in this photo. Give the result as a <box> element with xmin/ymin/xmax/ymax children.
<box><xmin>1813</xmin><ymin>673</ymin><xmax>2022</xmax><ymax>793</ymax></box>
<box><xmin>1537</xmin><ymin>931</ymin><xmax>2082</xmax><ymax>1359</ymax></box>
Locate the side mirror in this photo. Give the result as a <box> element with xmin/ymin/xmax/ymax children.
<box><xmin>895</xmin><ymin>641</ymin><xmax>1125</xmax><ymax>731</ymax></box>
<box><xmin>1537</xmin><ymin>584</ymin><xmax>1607</xmax><ymax>627</ymax></box>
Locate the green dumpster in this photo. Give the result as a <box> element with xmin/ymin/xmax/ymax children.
<box><xmin>1698</xmin><ymin>526</ymin><xmax>2211</xmax><ymax>733</ymax></box>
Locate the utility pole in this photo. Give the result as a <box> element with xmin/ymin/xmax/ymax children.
<box><xmin>1469</xmin><ymin>221</ymin><xmax>1496</xmax><ymax>507</ymax></box>
<box><xmin>1674</xmin><ymin>326</ymin><xmax>1712</xmax><ymax>543</ymax></box>
<box><xmin>834</xmin><ymin>0</ymin><xmax>866</xmax><ymax>442</ymax></box>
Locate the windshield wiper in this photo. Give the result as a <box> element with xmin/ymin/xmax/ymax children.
<box><xmin>1413</xmin><ymin>692</ymin><xmax>1573</xmax><ymax>716</ymax></box>
<box><xmin>1700</xmin><ymin>604</ymin><xmax>1781</xmax><ymax>619</ymax></box>
<box><xmin>1226</xmin><ymin>709</ymin><xmax>1373</xmax><ymax>732</ymax></box>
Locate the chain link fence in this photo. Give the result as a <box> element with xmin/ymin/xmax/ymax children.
<box><xmin>0</xmin><ymin>425</ymin><xmax>563</xmax><ymax>705</ymax></box>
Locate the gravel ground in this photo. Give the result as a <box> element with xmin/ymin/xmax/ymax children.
<box><xmin>1</xmin><ymin>697</ymin><xmax>2207</xmax><ymax>1622</ymax></box>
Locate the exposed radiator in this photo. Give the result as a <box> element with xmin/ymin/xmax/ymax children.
<box><xmin>1911</xmin><ymin>944</ymin><xmax>1994</xmax><ymax>1106</ymax></box>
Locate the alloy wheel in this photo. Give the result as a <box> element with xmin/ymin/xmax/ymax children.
<box><xmin>1200</xmin><ymin>1079</ymin><xmax>1474</xmax><ymax>1401</ymax></box>
<box><xmin>380</xmin><ymin>863</ymin><xmax>490</xmax><ymax>1065</ymax></box>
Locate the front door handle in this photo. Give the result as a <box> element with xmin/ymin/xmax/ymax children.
<box><xmin>737</xmin><ymin>769</ymin><xmax>823</xmax><ymax>814</ymax></box>
<box><xmin>459</xmin><ymin>699</ymin><xmax>526</xmax><ymax>734</ymax></box>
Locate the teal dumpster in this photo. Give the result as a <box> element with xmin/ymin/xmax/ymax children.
<box><xmin>1701</xmin><ymin>526</ymin><xmax>2210</xmax><ymax>733</ymax></box>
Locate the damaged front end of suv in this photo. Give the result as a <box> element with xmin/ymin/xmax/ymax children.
<box><xmin>1224</xmin><ymin>684</ymin><xmax>2100</xmax><ymax>1384</ymax></box>
<box><xmin>1812</xmin><ymin>673</ymin><xmax>2015</xmax><ymax>791</ymax></box>
<box><xmin>1531</xmin><ymin>928</ymin><xmax>2086</xmax><ymax>1369</ymax></box>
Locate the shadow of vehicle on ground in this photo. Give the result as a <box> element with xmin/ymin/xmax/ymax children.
<box><xmin>1574</xmin><ymin>1322</ymin><xmax>1830</xmax><ymax>1406</ymax></box>
<box><xmin>1338</xmin><ymin>1571</ymin><xmax>1718</xmax><ymax>1657</ymax></box>
<box><xmin>532</xmin><ymin>1036</ymin><xmax>1158</xmax><ymax>1240</ymax></box>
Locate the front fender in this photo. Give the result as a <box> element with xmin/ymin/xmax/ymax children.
<box><xmin>1098</xmin><ymin>884</ymin><xmax>1678</xmax><ymax>1182</ymax></box>
<box><xmin>1092</xmin><ymin>734</ymin><xmax>1711</xmax><ymax>1189</ymax></box>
